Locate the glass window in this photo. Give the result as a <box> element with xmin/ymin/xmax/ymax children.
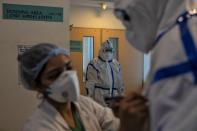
<box><xmin>109</xmin><ymin>37</ymin><xmax>119</xmax><ymax>60</ymax></box>
<box><xmin>83</xmin><ymin>36</ymin><xmax>94</xmax><ymax>81</ymax></box>
<box><xmin>143</xmin><ymin>52</ymin><xmax>151</xmax><ymax>83</ymax></box>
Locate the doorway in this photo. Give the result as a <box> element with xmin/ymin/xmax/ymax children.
<box><xmin>70</xmin><ymin>27</ymin><xmax>144</xmax><ymax>95</ymax></box>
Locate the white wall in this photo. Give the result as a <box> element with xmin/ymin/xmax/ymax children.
<box><xmin>0</xmin><ymin>0</ymin><xmax>70</xmax><ymax>131</ymax></box>
<box><xmin>70</xmin><ymin>5</ymin><xmax>125</xmax><ymax>29</ymax></box>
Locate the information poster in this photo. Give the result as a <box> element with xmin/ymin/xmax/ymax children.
<box><xmin>3</xmin><ymin>3</ymin><xmax>63</xmax><ymax>22</ymax></box>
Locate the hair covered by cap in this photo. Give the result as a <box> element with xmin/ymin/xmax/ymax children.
<box><xmin>101</xmin><ymin>40</ymin><xmax>113</xmax><ymax>50</ymax></box>
<box><xmin>99</xmin><ymin>40</ymin><xmax>114</xmax><ymax>57</ymax></box>
<box><xmin>18</xmin><ymin>43</ymin><xmax>69</xmax><ymax>90</ymax></box>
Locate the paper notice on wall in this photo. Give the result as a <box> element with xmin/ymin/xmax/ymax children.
<box><xmin>17</xmin><ymin>45</ymin><xmax>32</xmax><ymax>55</ymax></box>
<box><xmin>17</xmin><ymin>45</ymin><xmax>33</xmax><ymax>87</ymax></box>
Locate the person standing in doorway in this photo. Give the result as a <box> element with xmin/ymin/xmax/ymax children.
<box><xmin>85</xmin><ymin>40</ymin><xmax>124</xmax><ymax>106</ymax></box>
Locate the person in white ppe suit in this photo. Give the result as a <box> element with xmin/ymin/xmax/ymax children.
<box><xmin>85</xmin><ymin>40</ymin><xmax>124</xmax><ymax>106</ymax></box>
<box><xmin>114</xmin><ymin>0</ymin><xmax>197</xmax><ymax>131</ymax></box>
<box><xmin>18</xmin><ymin>43</ymin><xmax>119</xmax><ymax>131</ymax></box>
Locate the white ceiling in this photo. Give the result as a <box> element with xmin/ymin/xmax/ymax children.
<box><xmin>71</xmin><ymin>0</ymin><xmax>114</xmax><ymax>9</ymax></box>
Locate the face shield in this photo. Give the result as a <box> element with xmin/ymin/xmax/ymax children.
<box><xmin>99</xmin><ymin>40</ymin><xmax>114</xmax><ymax>61</ymax></box>
<box><xmin>104</xmin><ymin>48</ymin><xmax>114</xmax><ymax>53</ymax></box>
<box><xmin>114</xmin><ymin>0</ymin><xmax>161</xmax><ymax>53</ymax></box>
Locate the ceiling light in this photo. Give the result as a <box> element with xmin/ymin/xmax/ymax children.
<box><xmin>101</xmin><ymin>3</ymin><xmax>108</xmax><ymax>10</ymax></box>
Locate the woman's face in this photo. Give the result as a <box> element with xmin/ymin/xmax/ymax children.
<box><xmin>39</xmin><ymin>54</ymin><xmax>73</xmax><ymax>90</ymax></box>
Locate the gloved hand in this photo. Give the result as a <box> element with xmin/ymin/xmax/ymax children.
<box><xmin>118</xmin><ymin>91</ymin><xmax>149</xmax><ymax>131</ymax></box>
<box><xmin>106</xmin><ymin>96</ymin><xmax>124</xmax><ymax>118</ymax></box>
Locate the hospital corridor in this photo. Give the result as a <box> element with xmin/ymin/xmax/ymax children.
<box><xmin>0</xmin><ymin>0</ymin><xmax>196</xmax><ymax>131</ymax></box>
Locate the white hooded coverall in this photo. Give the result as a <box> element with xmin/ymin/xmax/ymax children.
<box><xmin>114</xmin><ymin>0</ymin><xmax>197</xmax><ymax>131</ymax></box>
<box><xmin>85</xmin><ymin>40</ymin><xmax>124</xmax><ymax>106</ymax></box>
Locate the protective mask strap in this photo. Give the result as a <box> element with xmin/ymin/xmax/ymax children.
<box><xmin>152</xmin><ymin>10</ymin><xmax>197</xmax><ymax>84</ymax></box>
<box><xmin>154</xmin><ymin>10</ymin><xmax>197</xmax><ymax>45</ymax></box>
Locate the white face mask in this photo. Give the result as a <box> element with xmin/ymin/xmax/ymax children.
<box><xmin>46</xmin><ymin>70</ymin><xmax>80</xmax><ymax>103</ymax></box>
<box><xmin>103</xmin><ymin>52</ymin><xmax>113</xmax><ymax>60</ymax></box>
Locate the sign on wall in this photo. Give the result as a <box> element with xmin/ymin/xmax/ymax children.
<box><xmin>70</xmin><ymin>40</ymin><xmax>82</xmax><ymax>52</ymax></box>
<box><xmin>3</xmin><ymin>3</ymin><xmax>63</xmax><ymax>22</ymax></box>
<box><xmin>17</xmin><ymin>45</ymin><xmax>33</xmax><ymax>86</ymax></box>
